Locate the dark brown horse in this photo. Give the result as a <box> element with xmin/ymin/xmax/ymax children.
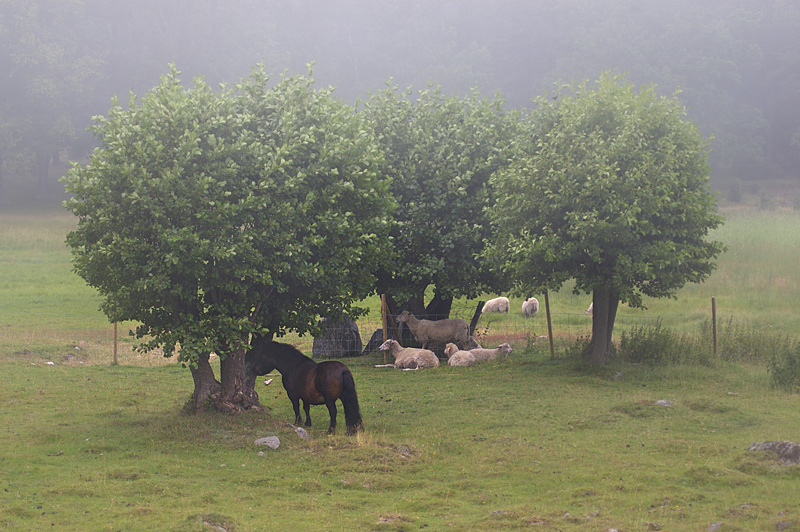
<box><xmin>245</xmin><ymin>337</ymin><xmax>363</xmax><ymax>435</ymax></box>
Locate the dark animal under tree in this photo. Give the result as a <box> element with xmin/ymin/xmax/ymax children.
<box><xmin>245</xmin><ymin>338</ymin><xmax>363</xmax><ymax>435</ymax></box>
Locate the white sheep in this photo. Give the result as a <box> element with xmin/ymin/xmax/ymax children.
<box><xmin>522</xmin><ymin>297</ymin><xmax>539</xmax><ymax>317</ymax></box>
<box><xmin>482</xmin><ymin>296</ymin><xmax>510</xmax><ymax>314</ymax></box>
<box><xmin>444</xmin><ymin>343</ymin><xmax>477</xmax><ymax>367</ymax></box>
<box><xmin>585</xmin><ymin>302</ymin><xmax>593</xmax><ymax>316</ymax></box>
<box><xmin>396</xmin><ymin>310</ymin><xmax>471</xmax><ymax>349</ymax></box>
<box><xmin>469</xmin><ymin>342</ymin><xmax>513</xmax><ymax>362</ymax></box>
<box><xmin>378</xmin><ymin>339</ymin><xmax>440</xmax><ymax>369</ymax></box>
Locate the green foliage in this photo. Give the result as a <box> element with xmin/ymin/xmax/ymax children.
<box><xmin>490</xmin><ymin>72</ymin><xmax>724</xmax><ymax>306</ymax></box>
<box><xmin>768</xmin><ymin>342</ymin><xmax>800</xmax><ymax>392</ymax></box>
<box><xmin>713</xmin><ymin>318</ymin><xmax>796</xmax><ymax>364</ymax></box>
<box><xmin>361</xmin><ymin>84</ymin><xmax>520</xmax><ymax>306</ymax></box>
<box><xmin>615</xmin><ymin>318</ymin><xmax>800</xmax><ymax>370</ymax></box>
<box><xmin>619</xmin><ymin>320</ymin><xmax>712</xmax><ymax>366</ymax></box>
<box><xmin>487</xmin><ymin>72</ymin><xmax>725</xmax><ymax>362</ymax></box>
<box><xmin>63</xmin><ymin>66</ymin><xmax>393</xmax><ymax>365</ymax></box>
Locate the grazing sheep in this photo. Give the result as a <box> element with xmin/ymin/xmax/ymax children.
<box><xmin>585</xmin><ymin>302</ymin><xmax>593</xmax><ymax>316</ymax></box>
<box><xmin>482</xmin><ymin>296</ymin><xmax>510</xmax><ymax>314</ymax></box>
<box><xmin>522</xmin><ymin>297</ymin><xmax>539</xmax><ymax>317</ymax></box>
<box><xmin>444</xmin><ymin>343</ymin><xmax>478</xmax><ymax>367</ymax></box>
<box><xmin>469</xmin><ymin>342</ymin><xmax>513</xmax><ymax>362</ymax></box>
<box><xmin>396</xmin><ymin>310</ymin><xmax>471</xmax><ymax>349</ymax></box>
<box><xmin>378</xmin><ymin>339</ymin><xmax>440</xmax><ymax>369</ymax></box>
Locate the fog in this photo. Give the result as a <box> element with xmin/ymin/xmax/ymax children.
<box><xmin>2</xmin><ymin>0</ymin><xmax>799</xmax><ymax>201</ymax></box>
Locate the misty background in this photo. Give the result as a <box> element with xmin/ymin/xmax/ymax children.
<box><xmin>1</xmin><ymin>0</ymin><xmax>798</xmax><ymax>205</ymax></box>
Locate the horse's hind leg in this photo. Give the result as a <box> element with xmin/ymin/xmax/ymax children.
<box><xmin>325</xmin><ymin>400</ymin><xmax>337</xmax><ymax>434</ymax></box>
<box><xmin>303</xmin><ymin>401</ymin><xmax>312</xmax><ymax>427</ymax></box>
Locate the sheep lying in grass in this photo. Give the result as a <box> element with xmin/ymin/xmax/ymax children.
<box><xmin>482</xmin><ymin>296</ymin><xmax>510</xmax><ymax>314</ymax></box>
<box><xmin>378</xmin><ymin>339</ymin><xmax>440</xmax><ymax>369</ymax></box>
<box><xmin>522</xmin><ymin>297</ymin><xmax>539</xmax><ymax>318</ymax></box>
<box><xmin>444</xmin><ymin>343</ymin><xmax>477</xmax><ymax>367</ymax></box>
<box><xmin>396</xmin><ymin>310</ymin><xmax>470</xmax><ymax>349</ymax></box>
<box><xmin>469</xmin><ymin>342</ymin><xmax>513</xmax><ymax>362</ymax></box>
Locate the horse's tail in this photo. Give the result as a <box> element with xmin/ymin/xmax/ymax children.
<box><xmin>340</xmin><ymin>368</ymin><xmax>363</xmax><ymax>435</ymax></box>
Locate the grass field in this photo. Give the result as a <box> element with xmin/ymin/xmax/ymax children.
<box><xmin>1</xmin><ymin>201</ymin><xmax>800</xmax><ymax>531</ymax></box>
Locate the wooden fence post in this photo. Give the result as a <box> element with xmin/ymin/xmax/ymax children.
<box><xmin>113</xmin><ymin>322</ymin><xmax>118</xmax><ymax>365</ymax></box>
<box><xmin>544</xmin><ymin>291</ymin><xmax>555</xmax><ymax>359</ymax></box>
<box><xmin>381</xmin><ymin>295</ymin><xmax>389</xmax><ymax>364</ymax></box>
<box><xmin>712</xmin><ymin>297</ymin><xmax>718</xmax><ymax>358</ymax></box>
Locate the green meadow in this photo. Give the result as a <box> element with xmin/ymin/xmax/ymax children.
<box><xmin>1</xmin><ymin>203</ymin><xmax>799</xmax><ymax>531</ymax></box>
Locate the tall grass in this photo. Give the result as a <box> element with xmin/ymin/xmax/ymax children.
<box><xmin>669</xmin><ymin>209</ymin><xmax>800</xmax><ymax>330</ymax></box>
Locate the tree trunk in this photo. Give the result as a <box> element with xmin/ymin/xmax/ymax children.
<box><xmin>187</xmin><ymin>348</ymin><xmax>264</xmax><ymax>415</ymax></box>
<box><xmin>469</xmin><ymin>301</ymin><xmax>486</xmax><ymax>336</ymax></box>
<box><xmin>217</xmin><ymin>347</ymin><xmax>263</xmax><ymax>414</ymax></box>
<box><xmin>387</xmin><ymin>286</ymin><xmax>427</xmax><ymax>348</ymax></box>
<box><xmin>424</xmin><ymin>292</ymin><xmax>453</xmax><ymax>320</ymax></box>
<box><xmin>387</xmin><ymin>288</ymin><xmax>456</xmax><ymax>350</ymax></box>
<box><xmin>187</xmin><ymin>353</ymin><xmax>221</xmax><ymax>412</ymax></box>
<box><xmin>588</xmin><ymin>288</ymin><xmax>620</xmax><ymax>364</ymax></box>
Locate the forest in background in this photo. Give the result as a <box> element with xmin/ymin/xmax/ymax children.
<box><xmin>1</xmin><ymin>0</ymin><xmax>799</xmax><ymax>204</ymax></box>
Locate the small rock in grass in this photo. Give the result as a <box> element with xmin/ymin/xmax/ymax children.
<box><xmin>254</xmin><ymin>436</ymin><xmax>280</xmax><ymax>449</ymax></box>
<box><xmin>748</xmin><ymin>441</ymin><xmax>800</xmax><ymax>465</ymax></box>
<box><xmin>291</xmin><ymin>425</ymin><xmax>311</xmax><ymax>440</ymax></box>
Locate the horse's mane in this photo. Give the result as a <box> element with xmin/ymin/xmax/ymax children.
<box><xmin>251</xmin><ymin>337</ymin><xmax>312</xmax><ymax>364</ymax></box>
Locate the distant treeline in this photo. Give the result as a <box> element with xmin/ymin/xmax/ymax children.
<box><xmin>1</xmin><ymin>0</ymin><xmax>798</xmax><ymax>203</ymax></box>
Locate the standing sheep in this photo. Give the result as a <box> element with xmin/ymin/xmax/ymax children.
<box><xmin>482</xmin><ymin>296</ymin><xmax>510</xmax><ymax>314</ymax></box>
<box><xmin>585</xmin><ymin>302</ymin><xmax>593</xmax><ymax>316</ymax></box>
<box><xmin>378</xmin><ymin>339</ymin><xmax>440</xmax><ymax>369</ymax></box>
<box><xmin>444</xmin><ymin>343</ymin><xmax>478</xmax><ymax>367</ymax></box>
<box><xmin>469</xmin><ymin>342</ymin><xmax>513</xmax><ymax>362</ymax></box>
<box><xmin>522</xmin><ymin>297</ymin><xmax>539</xmax><ymax>317</ymax></box>
<box><xmin>396</xmin><ymin>310</ymin><xmax>471</xmax><ymax>349</ymax></box>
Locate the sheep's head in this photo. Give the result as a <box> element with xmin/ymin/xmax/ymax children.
<box><xmin>396</xmin><ymin>310</ymin><xmax>411</xmax><ymax>323</ymax></box>
<box><xmin>378</xmin><ymin>339</ymin><xmax>397</xmax><ymax>351</ymax></box>
<box><xmin>444</xmin><ymin>343</ymin><xmax>459</xmax><ymax>357</ymax></box>
<box><xmin>498</xmin><ymin>343</ymin><xmax>512</xmax><ymax>356</ymax></box>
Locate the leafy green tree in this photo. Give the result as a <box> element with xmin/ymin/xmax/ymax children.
<box><xmin>64</xmin><ymin>66</ymin><xmax>393</xmax><ymax>412</ymax></box>
<box><xmin>487</xmin><ymin>72</ymin><xmax>725</xmax><ymax>363</ymax></box>
<box><xmin>361</xmin><ymin>84</ymin><xmax>519</xmax><ymax>320</ymax></box>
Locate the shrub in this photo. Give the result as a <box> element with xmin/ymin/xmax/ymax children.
<box><xmin>618</xmin><ymin>320</ymin><xmax>712</xmax><ymax>366</ymax></box>
<box><xmin>712</xmin><ymin>318</ymin><xmax>794</xmax><ymax>364</ymax></box>
<box><xmin>768</xmin><ymin>341</ymin><xmax>800</xmax><ymax>392</ymax></box>
<box><xmin>562</xmin><ymin>336</ymin><xmax>592</xmax><ymax>360</ymax></box>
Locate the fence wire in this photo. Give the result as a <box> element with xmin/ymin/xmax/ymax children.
<box><xmin>1</xmin><ymin>307</ymin><xmax>720</xmax><ymax>364</ymax></box>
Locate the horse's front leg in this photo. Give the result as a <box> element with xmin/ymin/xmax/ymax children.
<box><xmin>325</xmin><ymin>399</ymin><xmax>338</xmax><ymax>434</ymax></box>
<box><xmin>291</xmin><ymin>397</ymin><xmax>303</xmax><ymax>426</ymax></box>
<box><xmin>303</xmin><ymin>401</ymin><xmax>312</xmax><ymax>427</ymax></box>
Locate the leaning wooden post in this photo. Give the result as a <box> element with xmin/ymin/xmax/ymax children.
<box><xmin>113</xmin><ymin>322</ymin><xmax>118</xmax><ymax>365</ymax></box>
<box><xmin>712</xmin><ymin>297</ymin><xmax>718</xmax><ymax>358</ymax></box>
<box><xmin>544</xmin><ymin>291</ymin><xmax>555</xmax><ymax>359</ymax></box>
<box><xmin>381</xmin><ymin>294</ymin><xmax>389</xmax><ymax>364</ymax></box>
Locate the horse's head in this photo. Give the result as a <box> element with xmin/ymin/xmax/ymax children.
<box><xmin>245</xmin><ymin>338</ymin><xmax>277</xmax><ymax>376</ymax></box>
